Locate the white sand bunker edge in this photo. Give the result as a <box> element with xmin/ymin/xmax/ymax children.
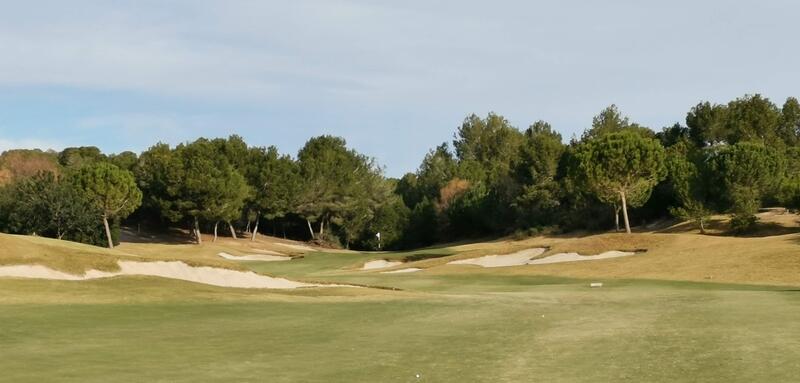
<box><xmin>0</xmin><ymin>261</ymin><xmax>345</xmax><ymax>289</ymax></box>
<box><xmin>528</xmin><ymin>250</ymin><xmax>636</xmax><ymax>265</ymax></box>
<box><xmin>448</xmin><ymin>248</ymin><xmax>547</xmax><ymax>268</ymax></box>
<box><xmin>218</xmin><ymin>252</ymin><xmax>291</xmax><ymax>262</ymax></box>
<box><xmin>362</xmin><ymin>259</ymin><xmax>403</xmax><ymax>270</ymax></box>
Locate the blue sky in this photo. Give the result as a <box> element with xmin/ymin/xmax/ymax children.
<box><xmin>1</xmin><ymin>1</ymin><xmax>799</xmax><ymax>176</ymax></box>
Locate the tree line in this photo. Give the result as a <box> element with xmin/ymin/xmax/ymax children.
<box><xmin>1</xmin><ymin>93</ymin><xmax>799</xmax><ymax>249</ymax></box>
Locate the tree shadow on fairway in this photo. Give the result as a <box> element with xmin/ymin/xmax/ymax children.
<box><xmin>119</xmin><ymin>227</ymin><xmax>196</xmax><ymax>244</ymax></box>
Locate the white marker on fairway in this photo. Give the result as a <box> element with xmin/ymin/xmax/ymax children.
<box><xmin>590</xmin><ymin>282</ymin><xmax>603</xmax><ymax>288</ymax></box>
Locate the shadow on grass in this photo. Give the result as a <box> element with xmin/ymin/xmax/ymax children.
<box><xmin>400</xmin><ymin>253</ymin><xmax>452</xmax><ymax>262</ymax></box>
<box><xmin>120</xmin><ymin>227</ymin><xmax>196</xmax><ymax>244</ymax></box>
<box><xmin>658</xmin><ymin>219</ymin><xmax>800</xmax><ymax>238</ymax></box>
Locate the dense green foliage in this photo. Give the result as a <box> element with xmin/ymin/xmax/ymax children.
<box><xmin>2</xmin><ymin>93</ymin><xmax>800</xmax><ymax>248</ymax></box>
<box><xmin>574</xmin><ymin>132</ymin><xmax>667</xmax><ymax>233</ymax></box>
<box><xmin>71</xmin><ymin>162</ymin><xmax>142</xmax><ymax>248</ymax></box>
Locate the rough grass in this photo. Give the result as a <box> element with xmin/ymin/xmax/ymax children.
<box><xmin>662</xmin><ymin>209</ymin><xmax>800</xmax><ymax>236</ymax></box>
<box><xmin>0</xmin><ymin>232</ymin><xmax>322</xmax><ymax>274</ymax></box>
<box><xmin>0</xmin><ymin>233</ymin><xmax>126</xmax><ymax>274</ymax></box>
<box><xmin>469</xmin><ymin>233</ymin><xmax>800</xmax><ymax>287</ymax></box>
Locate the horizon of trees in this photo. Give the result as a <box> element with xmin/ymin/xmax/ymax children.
<box><xmin>1</xmin><ymin>93</ymin><xmax>799</xmax><ymax>249</ymax></box>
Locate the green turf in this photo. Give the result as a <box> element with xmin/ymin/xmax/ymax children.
<box><xmin>240</xmin><ymin>248</ymin><xmax>455</xmax><ymax>279</ymax></box>
<box><xmin>1</xmin><ymin>272</ymin><xmax>800</xmax><ymax>382</ymax></box>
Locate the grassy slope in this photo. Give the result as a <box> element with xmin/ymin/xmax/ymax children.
<box><xmin>6</xmin><ymin>219</ymin><xmax>800</xmax><ymax>287</ymax></box>
<box><xmin>2</xmin><ymin>221</ymin><xmax>800</xmax><ymax>382</ymax></box>
<box><xmin>246</xmin><ymin>231</ymin><xmax>800</xmax><ymax>287</ymax></box>
<box><xmin>0</xmin><ymin>232</ymin><xmax>325</xmax><ymax>274</ymax></box>
<box><xmin>0</xmin><ymin>233</ymin><xmax>129</xmax><ymax>274</ymax></box>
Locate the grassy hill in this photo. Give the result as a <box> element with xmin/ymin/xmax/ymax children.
<box><xmin>1</xmin><ymin>218</ymin><xmax>800</xmax><ymax>382</ymax></box>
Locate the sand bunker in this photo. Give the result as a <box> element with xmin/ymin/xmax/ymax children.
<box><xmin>362</xmin><ymin>260</ymin><xmax>403</xmax><ymax>270</ymax></box>
<box><xmin>448</xmin><ymin>248</ymin><xmax>637</xmax><ymax>268</ymax></box>
<box><xmin>218</xmin><ymin>252</ymin><xmax>291</xmax><ymax>262</ymax></box>
<box><xmin>381</xmin><ymin>268</ymin><xmax>422</xmax><ymax>274</ymax></box>
<box><xmin>527</xmin><ymin>251</ymin><xmax>636</xmax><ymax>265</ymax></box>
<box><xmin>273</xmin><ymin>243</ymin><xmax>315</xmax><ymax>252</ymax></box>
<box><xmin>0</xmin><ymin>261</ymin><xmax>333</xmax><ymax>289</ymax></box>
<box><xmin>448</xmin><ymin>248</ymin><xmax>547</xmax><ymax>268</ymax></box>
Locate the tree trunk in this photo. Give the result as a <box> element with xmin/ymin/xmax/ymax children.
<box><xmin>213</xmin><ymin>221</ymin><xmax>219</xmax><ymax>242</ymax></box>
<box><xmin>228</xmin><ymin>222</ymin><xmax>237</xmax><ymax>239</ymax></box>
<box><xmin>245</xmin><ymin>220</ymin><xmax>251</xmax><ymax>234</ymax></box>
<box><xmin>620</xmin><ymin>191</ymin><xmax>631</xmax><ymax>234</ymax></box>
<box><xmin>614</xmin><ymin>206</ymin><xmax>620</xmax><ymax>232</ymax></box>
<box><xmin>319</xmin><ymin>219</ymin><xmax>325</xmax><ymax>239</ymax></box>
<box><xmin>188</xmin><ymin>221</ymin><xmax>195</xmax><ymax>241</ymax></box>
<box><xmin>103</xmin><ymin>215</ymin><xmax>114</xmax><ymax>249</ymax></box>
<box><xmin>194</xmin><ymin>217</ymin><xmax>203</xmax><ymax>244</ymax></box>
<box><xmin>307</xmin><ymin>219</ymin><xmax>315</xmax><ymax>240</ymax></box>
<box><xmin>699</xmin><ymin>218</ymin><xmax>706</xmax><ymax>234</ymax></box>
<box><xmin>251</xmin><ymin>213</ymin><xmax>259</xmax><ymax>241</ymax></box>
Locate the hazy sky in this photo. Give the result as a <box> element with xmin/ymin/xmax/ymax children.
<box><xmin>1</xmin><ymin>1</ymin><xmax>799</xmax><ymax>176</ymax></box>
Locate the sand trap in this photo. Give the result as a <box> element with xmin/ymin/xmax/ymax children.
<box><xmin>362</xmin><ymin>260</ymin><xmax>403</xmax><ymax>270</ymax></box>
<box><xmin>381</xmin><ymin>268</ymin><xmax>422</xmax><ymax>274</ymax></box>
<box><xmin>527</xmin><ymin>251</ymin><xmax>636</xmax><ymax>265</ymax></box>
<box><xmin>0</xmin><ymin>265</ymin><xmax>115</xmax><ymax>281</ymax></box>
<box><xmin>273</xmin><ymin>243</ymin><xmax>315</xmax><ymax>252</ymax></box>
<box><xmin>218</xmin><ymin>252</ymin><xmax>291</xmax><ymax>262</ymax></box>
<box><xmin>448</xmin><ymin>248</ymin><xmax>547</xmax><ymax>268</ymax></box>
<box><xmin>0</xmin><ymin>261</ymin><xmax>334</xmax><ymax>289</ymax></box>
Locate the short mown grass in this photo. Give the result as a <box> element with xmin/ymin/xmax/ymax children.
<box><xmin>0</xmin><ymin>276</ymin><xmax>799</xmax><ymax>382</ymax></box>
<box><xmin>3</xmin><ymin>230</ymin><xmax>800</xmax><ymax>382</ymax></box>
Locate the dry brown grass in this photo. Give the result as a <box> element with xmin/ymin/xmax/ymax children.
<box><xmin>115</xmin><ymin>230</ymin><xmax>338</xmax><ymax>270</ymax></box>
<box><xmin>5</xmin><ymin>215</ymin><xmax>800</xmax><ymax>287</ymax></box>
<box><xmin>0</xmin><ymin>233</ymin><xmax>129</xmax><ymax>274</ymax></box>
<box><xmin>431</xmin><ymin>232</ymin><xmax>800</xmax><ymax>286</ymax></box>
<box><xmin>0</xmin><ymin>231</ymin><xmax>322</xmax><ymax>274</ymax></box>
<box><xmin>661</xmin><ymin>210</ymin><xmax>800</xmax><ymax>236</ymax></box>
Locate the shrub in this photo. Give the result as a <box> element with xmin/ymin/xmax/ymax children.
<box><xmin>730</xmin><ymin>213</ymin><xmax>758</xmax><ymax>234</ymax></box>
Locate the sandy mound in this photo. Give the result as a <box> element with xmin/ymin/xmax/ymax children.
<box><xmin>528</xmin><ymin>251</ymin><xmax>636</xmax><ymax>265</ymax></box>
<box><xmin>0</xmin><ymin>265</ymin><xmax>115</xmax><ymax>280</ymax></box>
<box><xmin>218</xmin><ymin>252</ymin><xmax>291</xmax><ymax>262</ymax></box>
<box><xmin>381</xmin><ymin>268</ymin><xmax>422</xmax><ymax>274</ymax></box>
<box><xmin>0</xmin><ymin>261</ymin><xmax>333</xmax><ymax>289</ymax></box>
<box><xmin>362</xmin><ymin>260</ymin><xmax>403</xmax><ymax>270</ymax></box>
<box><xmin>273</xmin><ymin>243</ymin><xmax>315</xmax><ymax>252</ymax></box>
<box><xmin>448</xmin><ymin>248</ymin><xmax>547</xmax><ymax>268</ymax></box>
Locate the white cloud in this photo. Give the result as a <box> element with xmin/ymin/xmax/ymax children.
<box><xmin>1</xmin><ymin>0</ymin><xmax>800</xmax><ymax>176</ymax></box>
<box><xmin>1</xmin><ymin>1</ymin><xmax>797</xmax><ymax>112</ymax></box>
